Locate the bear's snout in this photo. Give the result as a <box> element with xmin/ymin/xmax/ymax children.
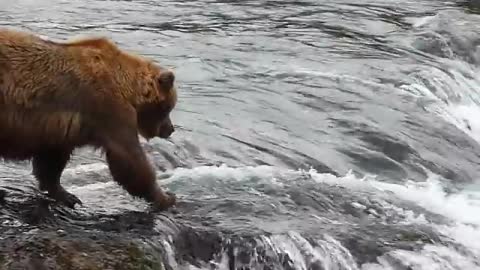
<box><xmin>158</xmin><ymin>70</ymin><xmax>175</xmax><ymax>91</ymax></box>
<box><xmin>157</xmin><ymin>119</ymin><xmax>175</xmax><ymax>139</ymax></box>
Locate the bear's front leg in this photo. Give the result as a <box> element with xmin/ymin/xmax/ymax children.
<box><xmin>103</xmin><ymin>128</ymin><xmax>176</xmax><ymax>211</ymax></box>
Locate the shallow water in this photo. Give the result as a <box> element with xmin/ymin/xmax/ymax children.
<box><xmin>1</xmin><ymin>0</ymin><xmax>480</xmax><ymax>269</ymax></box>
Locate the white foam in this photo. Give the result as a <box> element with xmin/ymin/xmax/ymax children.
<box><xmin>363</xmin><ymin>245</ymin><xmax>480</xmax><ymax>270</ymax></box>
<box><xmin>405</xmin><ymin>14</ymin><xmax>438</xmax><ymax>28</ymax></box>
<box><xmin>338</xmin><ymin>172</ymin><xmax>480</xmax><ymax>226</ymax></box>
<box><xmin>63</xmin><ymin>163</ymin><xmax>108</xmax><ymax>175</ymax></box>
<box><xmin>307</xmin><ymin>168</ymin><xmax>480</xmax><ymax>259</ymax></box>
<box><xmin>398</xmin><ymin>59</ymin><xmax>480</xmax><ymax>145</ymax></box>
<box><xmin>446</xmin><ymin>103</ymin><xmax>480</xmax><ymax>143</ymax></box>
<box><xmin>166</xmin><ymin>164</ymin><xmax>277</xmax><ymax>179</ymax></box>
<box><xmin>162</xmin><ymin>164</ymin><xmax>283</xmax><ymax>186</ymax></box>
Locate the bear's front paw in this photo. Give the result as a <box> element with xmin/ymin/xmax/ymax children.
<box><xmin>151</xmin><ymin>188</ymin><xmax>176</xmax><ymax>212</ymax></box>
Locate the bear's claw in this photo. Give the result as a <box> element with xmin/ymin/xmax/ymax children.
<box><xmin>47</xmin><ymin>187</ymin><xmax>83</xmax><ymax>209</ymax></box>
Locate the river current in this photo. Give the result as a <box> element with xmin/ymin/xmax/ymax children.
<box><xmin>1</xmin><ymin>0</ymin><xmax>480</xmax><ymax>269</ymax></box>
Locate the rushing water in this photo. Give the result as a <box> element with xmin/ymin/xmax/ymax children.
<box><xmin>1</xmin><ymin>0</ymin><xmax>480</xmax><ymax>269</ymax></box>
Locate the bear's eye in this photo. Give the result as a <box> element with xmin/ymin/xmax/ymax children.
<box><xmin>157</xmin><ymin>70</ymin><xmax>175</xmax><ymax>91</ymax></box>
<box><xmin>93</xmin><ymin>54</ymin><xmax>102</xmax><ymax>62</ymax></box>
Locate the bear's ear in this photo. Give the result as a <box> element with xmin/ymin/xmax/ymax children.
<box><xmin>157</xmin><ymin>70</ymin><xmax>175</xmax><ymax>92</ymax></box>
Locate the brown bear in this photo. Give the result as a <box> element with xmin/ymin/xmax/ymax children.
<box><xmin>0</xmin><ymin>27</ymin><xmax>178</xmax><ymax>210</ymax></box>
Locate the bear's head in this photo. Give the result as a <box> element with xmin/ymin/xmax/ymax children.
<box><xmin>136</xmin><ymin>66</ymin><xmax>177</xmax><ymax>140</ymax></box>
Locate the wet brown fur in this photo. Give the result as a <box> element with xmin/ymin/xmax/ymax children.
<box><xmin>0</xmin><ymin>27</ymin><xmax>178</xmax><ymax>209</ymax></box>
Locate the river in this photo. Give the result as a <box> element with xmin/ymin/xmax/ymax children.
<box><xmin>1</xmin><ymin>0</ymin><xmax>480</xmax><ymax>269</ymax></box>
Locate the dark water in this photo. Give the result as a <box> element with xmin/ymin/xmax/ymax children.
<box><xmin>1</xmin><ymin>0</ymin><xmax>480</xmax><ymax>269</ymax></box>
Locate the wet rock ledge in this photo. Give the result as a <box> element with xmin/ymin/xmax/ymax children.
<box><xmin>0</xmin><ymin>230</ymin><xmax>163</xmax><ymax>270</ymax></box>
<box><xmin>0</xmin><ymin>190</ymin><xmax>169</xmax><ymax>270</ymax></box>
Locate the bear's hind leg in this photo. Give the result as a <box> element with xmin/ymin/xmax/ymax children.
<box><xmin>32</xmin><ymin>148</ymin><xmax>82</xmax><ymax>208</ymax></box>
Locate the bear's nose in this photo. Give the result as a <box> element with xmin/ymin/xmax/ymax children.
<box><xmin>158</xmin><ymin>70</ymin><xmax>175</xmax><ymax>90</ymax></box>
<box><xmin>158</xmin><ymin>123</ymin><xmax>174</xmax><ymax>139</ymax></box>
